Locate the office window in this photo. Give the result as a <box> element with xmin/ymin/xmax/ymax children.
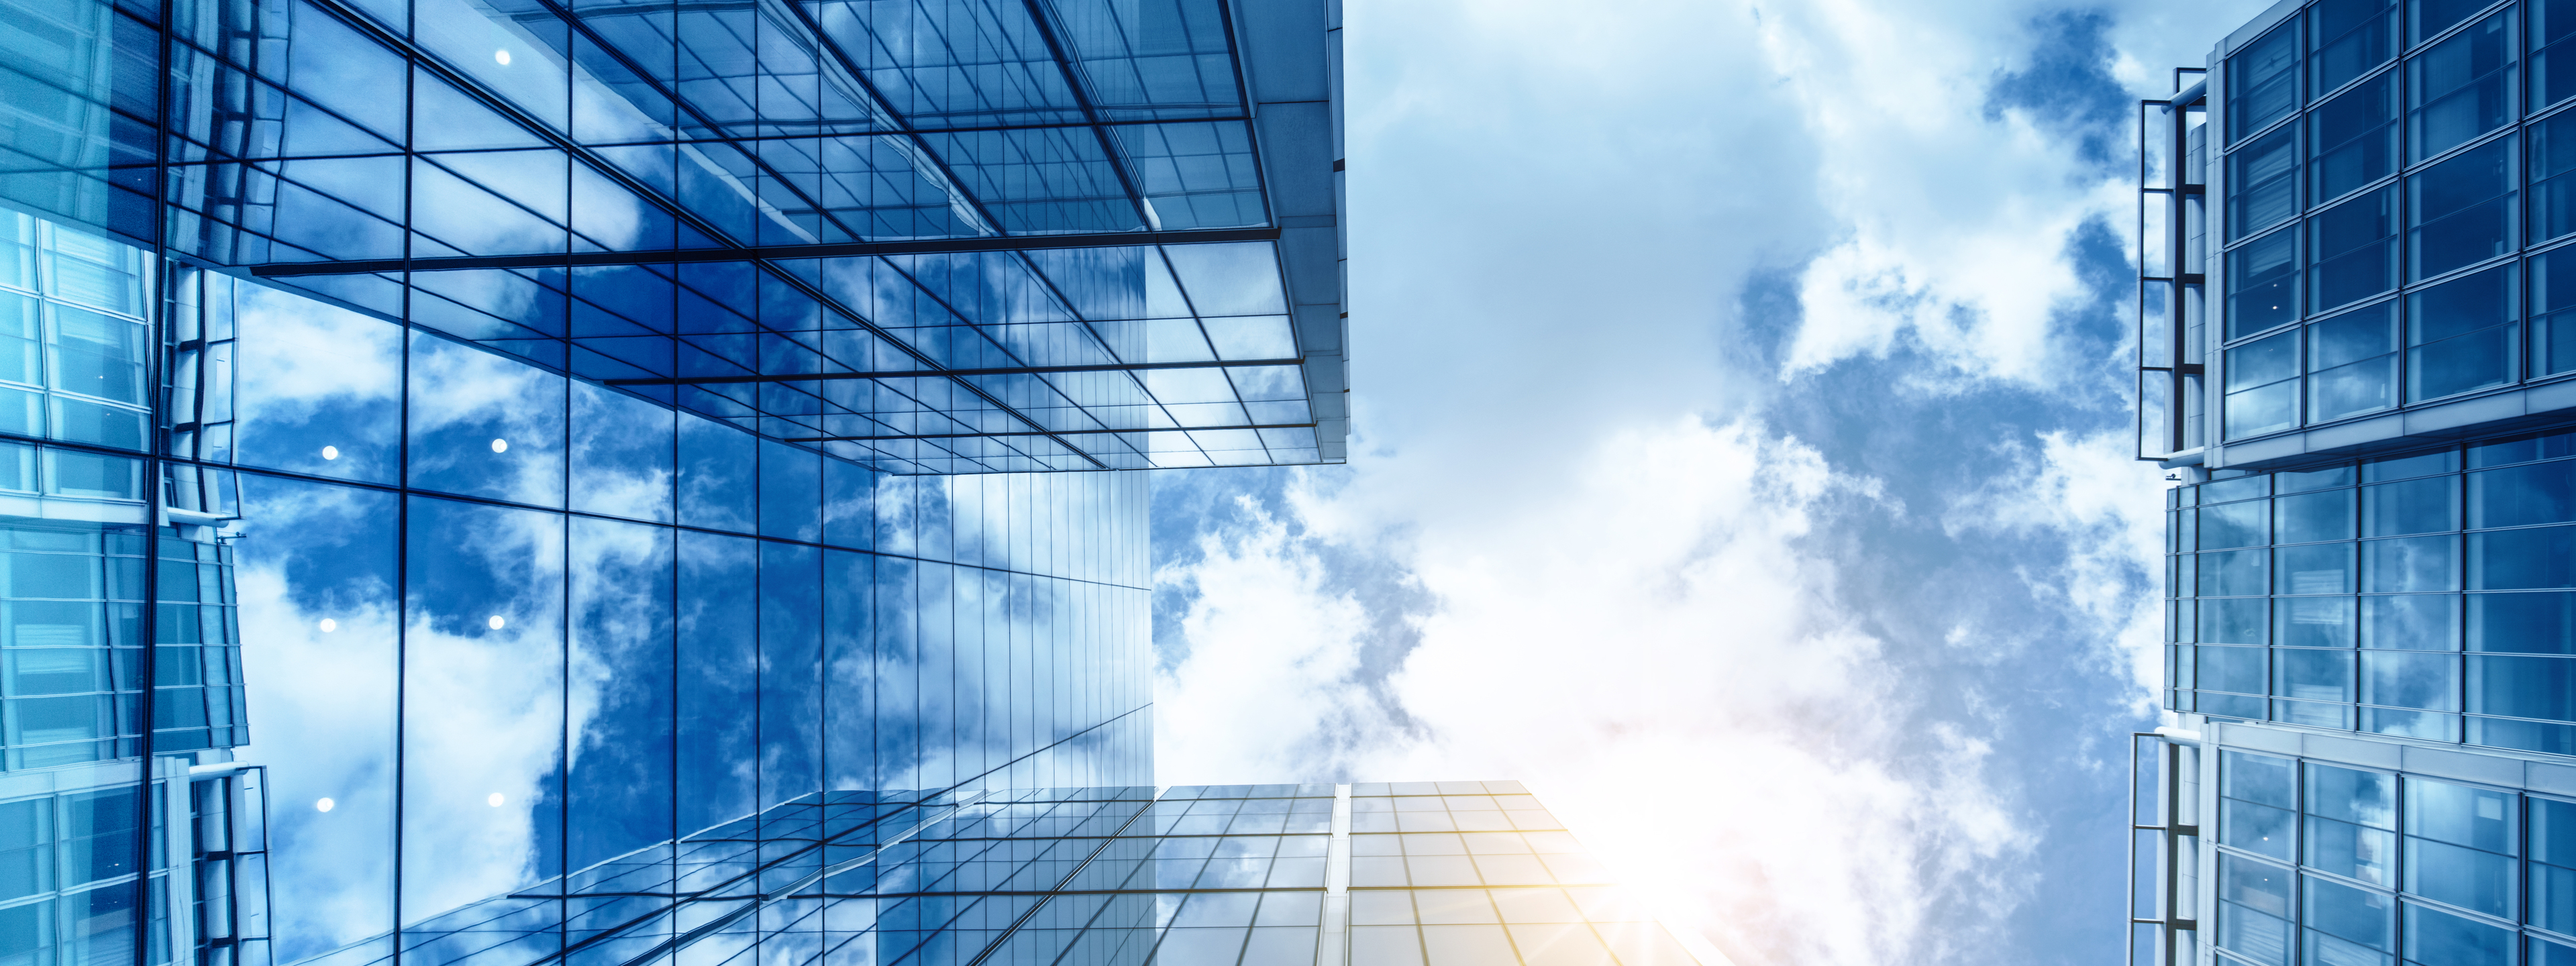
<box><xmin>2409</xmin><ymin>264</ymin><xmax>2520</xmax><ymax>400</ymax></box>
<box><xmin>2236</xmin><ymin>18</ymin><xmax>2305</xmax><ymax>144</ymax></box>
<box><xmin>2315</xmin><ymin>0</ymin><xmax>2402</xmax><ymax>99</ymax></box>
<box><xmin>2410</xmin><ymin>10</ymin><xmax>2518</xmax><ymax>162</ymax></box>
<box><xmin>2312</xmin><ymin>73</ymin><xmax>2402</xmax><ymax>205</ymax></box>
<box><xmin>2313</xmin><ymin>186</ymin><xmax>2402</xmax><ymax>312</ymax></box>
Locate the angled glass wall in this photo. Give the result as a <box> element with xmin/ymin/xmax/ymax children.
<box><xmin>0</xmin><ymin>0</ymin><xmax>1349</xmax><ymax>475</ymax></box>
<box><xmin>364</xmin><ymin>781</ymin><xmax>1706</xmax><ymax>966</ymax></box>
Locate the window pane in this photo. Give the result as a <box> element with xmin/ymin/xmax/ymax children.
<box><xmin>2232</xmin><ymin>19</ymin><xmax>2303</xmax><ymax>144</ymax></box>
<box><xmin>2535</xmin><ymin>248</ymin><xmax>2576</xmax><ymax>378</ymax></box>
<box><xmin>2409</xmin><ymin>11</ymin><xmax>2517</xmax><ymax>161</ymax></box>
<box><xmin>2408</xmin><ymin>136</ymin><xmax>2517</xmax><ymax>281</ymax></box>
<box><xmin>2362</xmin><ymin>593</ymin><xmax>2460</xmax><ymax>649</ymax></box>
<box><xmin>2280</xmin><ymin>542</ymin><xmax>2357</xmax><ymax>594</ymax></box>
<box><xmin>2232</xmin><ymin>228</ymin><xmax>2302</xmax><ymax>339</ymax></box>
<box><xmin>2234</xmin><ymin>125</ymin><xmax>2302</xmax><ymax>242</ymax></box>
<box><xmin>2314</xmin><ymin>0</ymin><xmax>2400</xmax><ymax>99</ymax></box>
<box><xmin>2315</xmin><ymin>72</ymin><xmax>2401</xmax><ymax>207</ymax></box>
<box><xmin>2537</xmin><ymin>0</ymin><xmax>2576</xmax><ymax>111</ymax></box>
<box><xmin>2312</xmin><ymin>186</ymin><xmax>2399</xmax><ymax>311</ymax></box>
<box><xmin>2281</xmin><ymin>488</ymin><xmax>2359</xmax><ymax>543</ymax></box>
<box><xmin>2469</xmin><ymin>591</ymin><xmax>2576</xmax><ymax>653</ymax></box>
<box><xmin>2408</xmin><ymin>264</ymin><xmax>2519</xmax><ymax>400</ymax></box>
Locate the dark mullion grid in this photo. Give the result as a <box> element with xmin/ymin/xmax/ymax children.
<box><xmin>776</xmin><ymin>0</ymin><xmax>1013</xmax><ymax>237</ymax></box>
<box><xmin>265</xmin><ymin>0</ymin><xmax>1113</xmax><ymax>472</ymax></box>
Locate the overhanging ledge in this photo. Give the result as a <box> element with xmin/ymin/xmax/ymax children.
<box><xmin>246</xmin><ymin>227</ymin><xmax>1285</xmax><ymax>277</ymax></box>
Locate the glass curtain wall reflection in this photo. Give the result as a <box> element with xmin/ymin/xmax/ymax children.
<box><xmin>0</xmin><ymin>207</ymin><xmax>1157</xmax><ymax>966</ymax></box>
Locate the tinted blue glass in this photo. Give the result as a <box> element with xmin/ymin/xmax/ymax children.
<box><xmin>2469</xmin><ymin>654</ymin><xmax>2576</xmax><ymax>719</ymax></box>
<box><xmin>2283</xmin><ymin>465</ymin><xmax>2361</xmax><ymax>492</ymax></box>
<box><xmin>2232</xmin><ymin>228</ymin><xmax>2302</xmax><ymax>339</ymax></box>
<box><xmin>2540</xmin><ymin>0</ymin><xmax>2576</xmax><ymax>110</ymax></box>
<box><xmin>2279</xmin><ymin>595</ymin><xmax>2358</xmax><ymax>647</ymax></box>
<box><xmin>2471</xmin><ymin>526</ymin><xmax>2576</xmax><ymax>588</ymax></box>
<box><xmin>2364</xmin><ymin>649</ymin><xmax>2457</xmax><ymax>707</ymax></box>
<box><xmin>2410</xmin><ymin>11</ymin><xmax>2517</xmax><ymax>161</ymax></box>
<box><xmin>2535</xmin><ymin>797</ymin><xmax>2576</xmax><ymax>934</ymax></box>
<box><xmin>2228</xmin><ymin>331</ymin><xmax>2302</xmax><ymax>439</ymax></box>
<box><xmin>759</xmin><ymin>439</ymin><xmax>821</xmax><ymax>542</ymax></box>
<box><xmin>2309</xmin><ymin>765</ymin><xmax>2399</xmax><ymax>883</ymax></box>
<box><xmin>2276</xmin><ymin>648</ymin><xmax>2355</xmax><ymax>702</ymax></box>
<box><xmin>2403</xmin><ymin>902</ymin><xmax>2512</xmax><ymax>965</ymax></box>
<box><xmin>2205</xmin><ymin>601</ymin><xmax>2271</xmax><ymax>645</ymax></box>
<box><xmin>2368</xmin><ymin>449</ymin><xmax>2463</xmax><ymax>481</ymax></box>
<box><xmin>677</xmin><ymin>529</ymin><xmax>756</xmax><ymax>835</ymax></box>
<box><xmin>2536</xmin><ymin>248</ymin><xmax>2576</xmax><ymax>378</ymax></box>
<box><xmin>2408</xmin><ymin>264</ymin><xmax>2519</xmax><ymax>400</ymax></box>
<box><xmin>2364</xmin><ymin>593</ymin><xmax>2461</xmax><ymax>648</ymax></box>
<box><xmin>2415</xmin><ymin>0</ymin><xmax>2496</xmax><ymax>44</ymax></box>
<box><xmin>2282</xmin><ymin>488</ymin><xmax>2360</xmax><ymax>542</ymax></box>
<box><xmin>2365</xmin><ymin>535</ymin><xmax>2458</xmax><ymax>591</ymax></box>
<box><xmin>2280</xmin><ymin>543</ymin><xmax>2357</xmax><ymax>594</ymax></box>
<box><xmin>2471</xmin><ymin>591</ymin><xmax>2576</xmax><ymax>651</ymax></box>
<box><xmin>2409</xmin><ymin>136</ymin><xmax>2517</xmax><ymax>281</ymax></box>
<box><xmin>2204</xmin><ymin>548</ymin><xmax>2271</xmax><ymax>596</ymax></box>
<box><xmin>2304</xmin><ymin>875</ymin><xmax>2393</xmax><ymax>962</ymax></box>
<box><xmin>2316</xmin><ymin>0</ymin><xmax>2400</xmax><ymax>98</ymax></box>
<box><xmin>2206</xmin><ymin>499</ymin><xmax>2273</xmax><ymax>547</ymax></box>
<box><xmin>2406</xmin><ymin>777</ymin><xmax>2518</xmax><ymax>918</ymax></box>
<box><xmin>759</xmin><ymin>541</ymin><xmax>822</xmax><ymax>814</ymax></box>
<box><xmin>570</xmin><ymin>381</ymin><xmax>676</xmax><ymax>523</ymax></box>
<box><xmin>2232</xmin><ymin>19</ymin><xmax>2302</xmax><ymax>144</ymax></box>
<box><xmin>568</xmin><ymin>516</ymin><xmax>674</xmax><ymax>873</ymax></box>
<box><xmin>230</xmin><ymin>280</ymin><xmax>403</xmax><ymax>485</ymax></box>
<box><xmin>2312</xmin><ymin>186</ymin><xmax>2399</xmax><ymax>312</ymax></box>
<box><xmin>2219</xmin><ymin>853</ymin><xmax>2294</xmax><ymax>965</ymax></box>
<box><xmin>2318</xmin><ymin>301</ymin><xmax>2411</xmax><ymax>422</ymax></box>
<box><xmin>678</xmin><ymin>413</ymin><xmax>755</xmax><ymax>534</ymax></box>
<box><xmin>2234</xmin><ymin>126</ymin><xmax>2302</xmax><ymax>241</ymax></box>
<box><xmin>2471</xmin><ymin>462</ymin><xmax>2576</xmax><ymax>527</ymax></box>
<box><xmin>407</xmin><ymin>331</ymin><xmax>568</xmax><ymax>507</ymax></box>
<box><xmin>401</xmin><ymin>494</ymin><xmax>568</xmax><ymax>916</ymax></box>
<box><xmin>235</xmin><ymin>472</ymin><xmax>398</xmax><ymax>959</ymax></box>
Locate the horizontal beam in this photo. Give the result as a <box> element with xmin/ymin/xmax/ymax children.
<box><xmin>246</xmin><ymin>227</ymin><xmax>1282</xmax><ymax>276</ymax></box>
<box><xmin>787</xmin><ymin>422</ymin><xmax>1314</xmax><ymax>443</ymax></box>
<box><xmin>602</xmin><ymin>358</ymin><xmax>1304</xmax><ymax>386</ymax></box>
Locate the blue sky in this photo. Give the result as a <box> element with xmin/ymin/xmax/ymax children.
<box><xmin>1145</xmin><ymin>1</ymin><xmax>2272</xmax><ymax>963</ymax></box>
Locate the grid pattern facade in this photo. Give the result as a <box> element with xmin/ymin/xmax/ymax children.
<box><xmin>0</xmin><ymin>204</ymin><xmax>1162</xmax><ymax>966</ymax></box>
<box><xmin>2208</xmin><ymin>0</ymin><xmax>2576</xmax><ymax>448</ymax></box>
<box><xmin>0</xmin><ymin>0</ymin><xmax>1349</xmax><ymax>475</ymax></box>
<box><xmin>2209</xmin><ymin>747</ymin><xmax>2576</xmax><ymax>966</ymax></box>
<box><xmin>2159</xmin><ymin>426</ymin><xmax>2576</xmax><ymax>753</ymax></box>
<box><xmin>350</xmin><ymin>782</ymin><xmax>1702</xmax><ymax>966</ymax></box>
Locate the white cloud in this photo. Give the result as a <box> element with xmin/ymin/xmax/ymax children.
<box><xmin>1156</xmin><ymin>420</ymin><xmax>2044</xmax><ymax>965</ymax></box>
<box><xmin>1753</xmin><ymin>0</ymin><xmax>2134</xmax><ymax>387</ymax></box>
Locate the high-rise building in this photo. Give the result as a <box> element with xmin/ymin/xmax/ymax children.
<box><xmin>2133</xmin><ymin>2</ymin><xmax>2576</xmax><ymax>965</ymax></box>
<box><xmin>0</xmin><ymin>0</ymin><xmax>1708</xmax><ymax>963</ymax></box>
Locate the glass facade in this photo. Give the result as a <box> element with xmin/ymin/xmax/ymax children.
<box><xmin>341</xmin><ymin>781</ymin><xmax>1702</xmax><ymax>966</ymax></box>
<box><xmin>2202</xmin><ymin>747</ymin><xmax>2576</xmax><ymax>966</ymax></box>
<box><xmin>0</xmin><ymin>0</ymin><xmax>1712</xmax><ymax>962</ymax></box>
<box><xmin>0</xmin><ymin>0</ymin><xmax>1349</xmax><ymax>475</ymax></box>
<box><xmin>2155</xmin><ymin>426</ymin><xmax>2576</xmax><ymax>754</ymax></box>
<box><xmin>2206</xmin><ymin>0</ymin><xmax>2576</xmax><ymax>445</ymax></box>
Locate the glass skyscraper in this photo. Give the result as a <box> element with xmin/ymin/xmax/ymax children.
<box><xmin>0</xmin><ymin>0</ymin><xmax>1709</xmax><ymax>963</ymax></box>
<box><xmin>2128</xmin><ymin>1</ymin><xmax>2576</xmax><ymax>965</ymax></box>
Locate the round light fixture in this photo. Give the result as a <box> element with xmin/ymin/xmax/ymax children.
<box><xmin>495</xmin><ymin>49</ymin><xmax>511</xmax><ymax>65</ymax></box>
